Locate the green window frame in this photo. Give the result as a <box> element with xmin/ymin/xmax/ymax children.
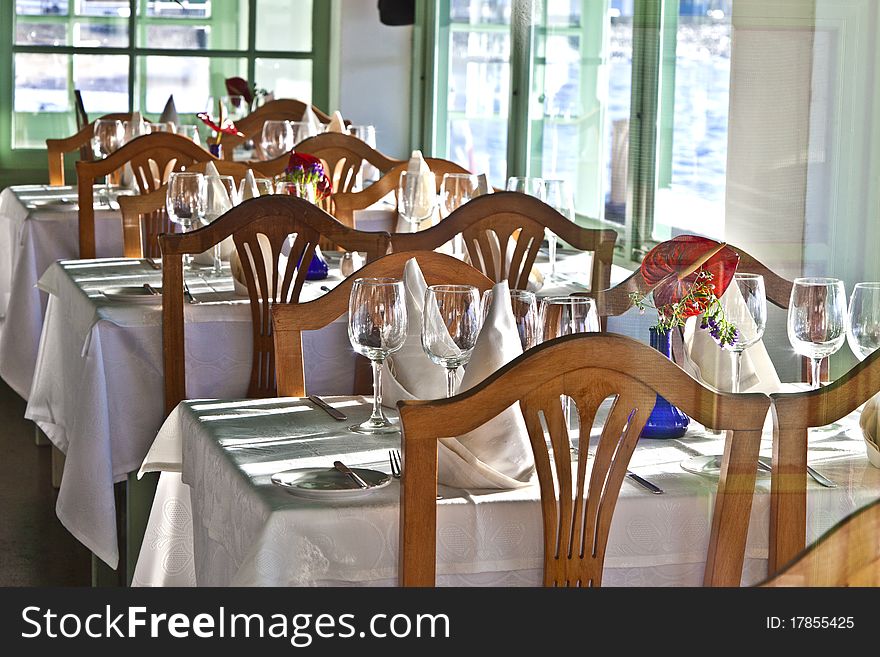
<box><xmin>0</xmin><ymin>0</ymin><xmax>331</xmax><ymax>183</ymax></box>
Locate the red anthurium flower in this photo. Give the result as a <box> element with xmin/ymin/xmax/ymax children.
<box><xmin>225</xmin><ymin>76</ymin><xmax>254</xmax><ymax>104</ymax></box>
<box><xmin>196</xmin><ymin>112</ymin><xmax>244</xmax><ymax>138</ymax></box>
<box><xmin>640</xmin><ymin>235</ymin><xmax>739</xmax><ymax>318</ymax></box>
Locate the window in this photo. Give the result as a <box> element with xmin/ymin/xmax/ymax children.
<box><xmin>420</xmin><ymin>0</ymin><xmax>735</xmax><ymax>260</ymax></box>
<box><xmin>7</xmin><ymin>0</ymin><xmax>329</xmax><ymax>150</ymax></box>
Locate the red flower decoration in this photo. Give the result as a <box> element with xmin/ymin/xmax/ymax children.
<box><xmin>225</xmin><ymin>76</ymin><xmax>254</xmax><ymax>104</ymax></box>
<box><xmin>640</xmin><ymin>235</ymin><xmax>739</xmax><ymax>318</ymax></box>
<box><xmin>196</xmin><ymin>112</ymin><xmax>244</xmax><ymax>138</ymax></box>
<box><xmin>282</xmin><ymin>151</ymin><xmax>333</xmax><ymax>201</ymax></box>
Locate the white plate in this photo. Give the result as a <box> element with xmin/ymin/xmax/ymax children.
<box><xmin>680</xmin><ymin>454</ymin><xmax>772</xmax><ymax>478</ymax></box>
<box><xmin>271</xmin><ymin>467</ymin><xmax>392</xmax><ymax>500</ymax></box>
<box><xmin>102</xmin><ymin>286</ymin><xmax>162</xmax><ymax>303</ymax></box>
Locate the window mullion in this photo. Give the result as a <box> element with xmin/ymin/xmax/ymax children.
<box><xmin>506</xmin><ymin>0</ymin><xmax>535</xmax><ymax>179</ymax></box>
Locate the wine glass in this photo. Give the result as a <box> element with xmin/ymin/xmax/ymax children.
<box><xmin>289</xmin><ymin>120</ymin><xmax>318</xmax><ymax>145</ymax></box>
<box><xmin>482</xmin><ymin>288</ymin><xmax>538</xmax><ymax>350</ymax></box>
<box><xmin>439</xmin><ymin>173</ymin><xmax>481</xmax><ymax>257</ymax></box>
<box><xmin>847</xmin><ymin>282</ymin><xmax>880</xmax><ymax>361</ymax></box>
<box><xmin>422</xmin><ymin>285</ymin><xmax>483</xmax><ymax>397</ymax></box>
<box><xmin>349</xmin><ymin>125</ymin><xmax>378</xmax><ymax>183</ymax></box>
<box><xmin>347</xmin><ymin>278</ymin><xmax>408</xmax><ymax>434</ymax></box>
<box><xmin>166</xmin><ymin>172</ymin><xmax>207</xmax><ymax>269</ymax></box>
<box><xmin>719</xmin><ymin>273</ymin><xmax>767</xmax><ymax>393</ymax></box>
<box><xmin>91</xmin><ymin>119</ymin><xmax>123</xmax><ymax>159</ymax></box>
<box><xmin>146</xmin><ymin>122</ymin><xmax>174</xmax><ymax>134</ymax></box>
<box><xmin>506</xmin><ymin>176</ymin><xmax>546</xmax><ymax>200</ymax></box>
<box><xmin>260</xmin><ymin>120</ymin><xmax>294</xmax><ymax>159</ymax></box>
<box><xmin>175</xmin><ymin>124</ymin><xmax>201</xmax><ymax>145</ymax></box>
<box><xmin>787</xmin><ymin>277</ymin><xmax>847</xmax><ymax>389</ymax></box>
<box><xmin>397</xmin><ymin>171</ymin><xmax>437</xmax><ymax>228</ymax></box>
<box><xmin>540</xmin><ymin>296</ymin><xmax>600</xmax><ymax>450</ymax></box>
<box><xmin>543</xmin><ymin>179</ymin><xmax>574</xmax><ymax>276</ymax></box>
<box><xmin>238</xmin><ymin>177</ymin><xmax>274</xmax><ymax>199</ymax></box>
<box><xmin>205</xmin><ymin>174</ymin><xmax>239</xmax><ymax>275</ymax></box>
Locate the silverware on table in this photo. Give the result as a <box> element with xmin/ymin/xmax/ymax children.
<box><xmin>142</xmin><ymin>283</ymin><xmax>159</xmax><ymax>296</ymax></box>
<box><xmin>320</xmin><ymin>285</ymin><xmax>332</xmax><ymax>293</ymax></box>
<box><xmin>183</xmin><ymin>281</ymin><xmax>199</xmax><ymax>304</ymax></box>
<box><xmin>333</xmin><ymin>461</ymin><xmax>369</xmax><ymax>489</ymax></box>
<box><xmin>308</xmin><ymin>395</ymin><xmax>347</xmax><ymax>421</ymax></box>
<box><xmin>756</xmin><ymin>457</ymin><xmax>837</xmax><ymax>488</ymax></box>
<box><xmin>144</xmin><ymin>257</ymin><xmax>161</xmax><ymax>270</ymax></box>
<box><xmin>626</xmin><ymin>470</ymin><xmax>664</xmax><ymax>494</ymax></box>
<box><xmin>389</xmin><ymin>449</ymin><xmax>402</xmax><ymax>478</ymax></box>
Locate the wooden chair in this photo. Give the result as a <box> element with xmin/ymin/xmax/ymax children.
<box><xmin>219</xmin><ymin>98</ymin><xmax>334</xmax><ymax>159</ymax></box>
<box><xmin>391</xmin><ymin>191</ymin><xmax>618</xmax><ymax>295</ymax></box>
<box><xmin>761</xmin><ymin>498</ymin><xmax>880</xmax><ymax>586</ymax></box>
<box><xmin>767</xmin><ymin>347</ymin><xmax>880</xmax><ymax>577</ymax></box>
<box><xmin>46</xmin><ymin>112</ymin><xmax>140</xmax><ymax>186</ymax></box>
<box><xmin>118</xmin><ymin>157</ymin><xmax>292</xmax><ymax>258</ymax></box>
<box><xmin>271</xmin><ymin>251</ymin><xmax>494</xmax><ymax>397</ymax></box>
<box><xmin>295</xmin><ymin>132</ymin><xmax>403</xmax><ymax>197</ymax></box>
<box><xmin>396</xmin><ymin>332</ymin><xmax>771</xmax><ymax>587</ymax></box>
<box><xmin>332</xmin><ymin>158</ymin><xmax>472</xmax><ymax>228</ymax></box>
<box><xmin>158</xmin><ymin>195</ymin><xmax>391</xmax><ymax>413</ymax></box>
<box><xmin>76</xmin><ymin>132</ymin><xmax>216</xmax><ymax>258</ymax></box>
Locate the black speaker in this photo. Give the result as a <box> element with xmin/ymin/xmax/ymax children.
<box><xmin>378</xmin><ymin>0</ymin><xmax>415</xmax><ymax>26</ymax></box>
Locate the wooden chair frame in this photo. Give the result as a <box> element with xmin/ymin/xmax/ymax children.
<box><xmin>271</xmin><ymin>251</ymin><xmax>494</xmax><ymax>397</ymax></box>
<box><xmin>46</xmin><ymin>112</ymin><xmax>139</xmax><ymax>186</ymax></box>
<box><xmin>219</xmin><ymin>98</ymin><xmax>333</xmax><ymax>159</ymax></box>
<box><xmin>158</xmin><ymin>195</ymin><xmax>390</xmax><ymax>413</ymax></box>
<box><xmin>76</xmin><ymin>132</ymin><xmax>216</xmax><ymax>258</ymax></box>
<box><xmin>768</xmin><ymin>347</ymin><xmax>880</xmax><ymax>576</ymax></box>
<box><xmin>391</xmin><ymin>191</ymin><xmax>618</xmax><ymax>295</ymax></box>
<box><xmin>397</xmin><ymin>332</ymin><xmax>771</xmax><ymax>587</ymax></box>
<box><xmin>761</xmin><ymin>498</ymin><xmax>880</xmax><ymax>586</ymax></box>
<box><xmin>332</xmin><ymin>158</ymin><xmax>472</xmax><ymax>227</ymax></box>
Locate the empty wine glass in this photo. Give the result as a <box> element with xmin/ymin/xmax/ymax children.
<box><xmin>482</xmin><ymin>288</ymin><xmax>538</xmax><ymax>350</ymax></box>
<box><xmin>847</xmin><ymin>282</ymin><xmax>880</xmax><ymax>361</ymax></box>
<box><xmin>543</xmin><ymin>179</ymin><xmax>574</xmax><ymax>276</ymax></box>
<box><xmin>422</xmin><ymin>285</ymin><xmax>483</xmax><ymax>397</ymax></box>
<box><xmin>719</xmin><ymin>273</ymin><xmax>767</xmax><ymax>393</ymax></box>
<box><xmin>91</xmin><ymin>119</ymin><xmax>123</xmax><ymax>159</ymax></box>
<box><xmin>204</xmin><ymin>174</ymin><xmax>239</xmax><ymax>275</ymax></box>
<box><xmin>238</xmin><ymin>176</ymin><xmax>274</xmax><ymax>199</ymax></box>
<box><xmin>439</xmin><ymin>173</ymin><xmax>481</xmax><ymax>256</ymax></box>
<box><xmin>348</xmin><ymin>278</ymin><xmax>408</xmax><ymax>434</ymax></box>
<box><xmin>506</xmin><ymin>176</ymin><xmax>546</xmax><ymax>200</ymax></box>
<box><xmin>260</xmin><ymin>120</ymin><xmax>294</xmax><ymax>159</ymax></box>
<box><xmin>397</xmin><ymin>171</ymin><xmax>437</xmax><ymax>227</ymax></box>
<box><xmin>540</xmin><ymin>296</ymin><xmax>600</xmax><ymax>450</ymax></box>
<box><xmin>166</xmin><ymin>172</ymin><xmax>207</xmax><ymax>269</ymax></box>
<box><xmin>146</xmin><ymin>122</ymin><xmax>174</xmax><ymax>134</ymax></box>
<box><xmin>175</xmin><ymin>124</ymin><xmax>201</xmax><ymax>145</ymax></box>
<box><xmin>787</xmin><ymin>277</ymin><xmax>847</xmax><ymax>389</ymax></box>
<box><xmin>349</xmin><ymin>124</ymin><xmax>379</xmax><ymax>184</ymax></box>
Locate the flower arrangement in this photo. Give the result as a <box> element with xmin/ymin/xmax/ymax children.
<box><xmin>196</xmin><ymin>103</ymin><xmax>244</xmax><ymax>149</ymax></box>
<box><xmin>629</xmin><ymin>235</ymin><xmax>740</xmax><ymax>347</ymax></box>
<box><xmin>279</xmin><ymin>152</ymin><xmax>332</xmax><ymax>201</ymax></box>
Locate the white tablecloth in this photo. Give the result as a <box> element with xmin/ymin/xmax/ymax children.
<box><xmin>133</xmin><ymin>395</ymin><xmax>880</xmax><ymax>587</ymax></box>
<box><xmin>0</xmin><ymin>185</ymin><xmax>124</xmax><ymax>399</ymax></box>
<box><xmin>24</xmin><ymin>257</ymin><xmax>354</xmax><ymax>569</ymax></box>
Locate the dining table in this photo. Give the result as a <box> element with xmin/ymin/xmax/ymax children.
<box><xmin>23</xmin><ymin>246</ymin><xmax>611</xmax><ymax>572</ymax></box>
<box><xmin>0</xmin><ymin>183</ymin><xmax>126</xmax><ymax>399</ymax></box>
<box><xmin>132</xmin><ymin>394</ymin><xmax>880</xmax><ymax>587</ymax></box>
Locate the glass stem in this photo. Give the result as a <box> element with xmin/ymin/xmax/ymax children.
<box><xmin>446</xmin><ymin>367</ymin><xmax>457</xmax><ymax>398</ymax></box>
<box><xmin>810</xmin><ymin>357</ymin><xmax>822</xmax><ymax>390</ymax></box>
<box><xmin>731</xmin><ymin>350</ymin><xmax>743</xmax><ymax>394</ymax></box>
<box><xmin>368</xmin><ymin>358</ymin><xmax>386</xmax><ymax>423</ymax></box>
<box><xmin>212</xmin><ymin>244</ymin><xmax>222</xmax><ymax>275</ymax></box>
<box><xmin>548</xmin><ymin>232</ymin><xmax>557</xmax><ymax>275</ymax></box>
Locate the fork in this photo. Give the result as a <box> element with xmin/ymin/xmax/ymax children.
<box><xmin>183</xmin><ymin>281</ymin><xmax>199</xmax><ymax>304</ymax></box>
<box><xmin>389</xmin><ymin>449</ymin><xmax>402</xmax><ymax>478</ymax></box>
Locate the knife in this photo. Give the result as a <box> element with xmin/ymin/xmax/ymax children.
<box><xmin>144</xmin><ymin>257</ymin><xmax>161</xmax><ymax>270</ymax></box>
<box><xmin>626</xmin><ymin>470</ymin><xmax>664</xmax><ymax>494</ymax></box>
<box><xmin>308</xmin><ymin>395</ymin><xmax>347</xmax><ymax>421</ymax></box>
<box><xmin>142</xmin><ymin>283</ymin><xmax>159</xmax><ymax>296</ymax></box>
<box><xmin>334</xmin><ymin>461</ymin><xmax>369</xmax><ymax>489</ymax></box>
<box><xmin>183</xmin><ymin>281</ymin><xmax>199</xmax><ymax>304</ymax></box>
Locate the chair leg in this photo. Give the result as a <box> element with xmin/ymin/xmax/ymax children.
<box><xmin>51</xmin><ymin>446</ymin><xmax>65</xmax><ymax>489</ymax></box>
<box><xmin>125</xmin><ymin>471</ymin><xmax>159</xmax><ymax>586</ymax></box>
<box><xmin>91</xmin><ymin>554</ymin><xmax>122</xmax><ymax>587</ymax></box>
<box><xmin>34</xmin><ymin>424</ymin><xmax>50</xmax><ymax>446</ymax></box>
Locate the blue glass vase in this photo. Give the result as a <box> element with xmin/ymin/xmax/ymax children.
<box><xmin>640</xmin><ymin>327</ymin><xmax>690</xmax><ymax>439</ymax></box>
<box><xmin>305</xmin><ymin>248</ymin><xmax>329</xmax><ymax>280</ymax></box>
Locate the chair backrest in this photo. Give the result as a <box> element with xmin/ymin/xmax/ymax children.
<box><xmin>397</xmin><ymin>332</ymin><xmax>771</xmax><ymax>587</ymax></box>
<box><xmin>761</xmin><ymin>498</ymin><xmax>880</xmax><ymax>586</ymax></box>
<box><xmin>46</xmin><ymin>112</ymin><xmax>137</xmax><ymax>186</ymax></box>
<box><xmin>331</xmin><ymin>158</ymin><xmax>471</xmax><ymax>227</ymax></box>
<box><xmin>271</xmin><ymin>251</ymin><xmax>494</xmax><ymax>397</ymax></box>
<box><xmin>295</xmin><ymin>132</ymin><xmax>403</xmax><ymax>197</ymax></box>
<box><xmin>767</xmin><ymin>347</ymin><xmax>880</xmax><ymax>577</ymax></box>
<box><xmin>76</xmin><ymin>132</ymin><xmax>216</xmax><ymax>258</ymax></box>
<box><xmin>158</xmin><ymin>195</ymin><xmax>391</xmax><ymax>412</ymax></box>
<box><xmin>391</xmin><ymin>192</ymin><xmax>618</xmax><ymax>294</ymax></box>
<box><xmin>219</xmin><ymin>98</ymin><xmax>333</xmax><ymax>159</ymax></box>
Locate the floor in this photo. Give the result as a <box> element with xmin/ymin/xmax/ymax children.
<box><xmin>0</xmin><ymin>379</ymin><xmax>91</xmax><ymax>586</ymax></box>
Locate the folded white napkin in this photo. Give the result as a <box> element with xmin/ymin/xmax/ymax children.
<box><xmin>396</xmin><ymin>150</ymin><xmax>436</xmax><ymax>233</ymax></box>
<box><xmin>477</xmin><ymin>173</ymin><xmax>492</xmax><ymax>195</ymax></box>
<box><xmin>240</xmin><ymin>168</ymin><xmax>260</xmax><ymax>201</ymax></box>
<box><xmin>327</xmin><ymin>110</ymin><xmax>347</xmax><ymax>134</ymax></box>
<box><xmin>301</xmin><ymin>105</ymin><xmax>324</xmax><ymax>135</ymax></box>
<box><xmin>680</xmin><ymin>284</ymin><xmax>781</xmax><ymax>393</ymax></box>
<box><xmin>159</xmin><ymin>95</ymin><xmax>179</xmax><ymax>128</ymax></box>
<box><xmin>121</xmin><ymin>111</ymin><xmax>147</xmax><ymax>188</ymax></box>
<box><xmin>194</xmin><ymin>162</ymin><xmax>235</xmax><ymax>265</ymax></box>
